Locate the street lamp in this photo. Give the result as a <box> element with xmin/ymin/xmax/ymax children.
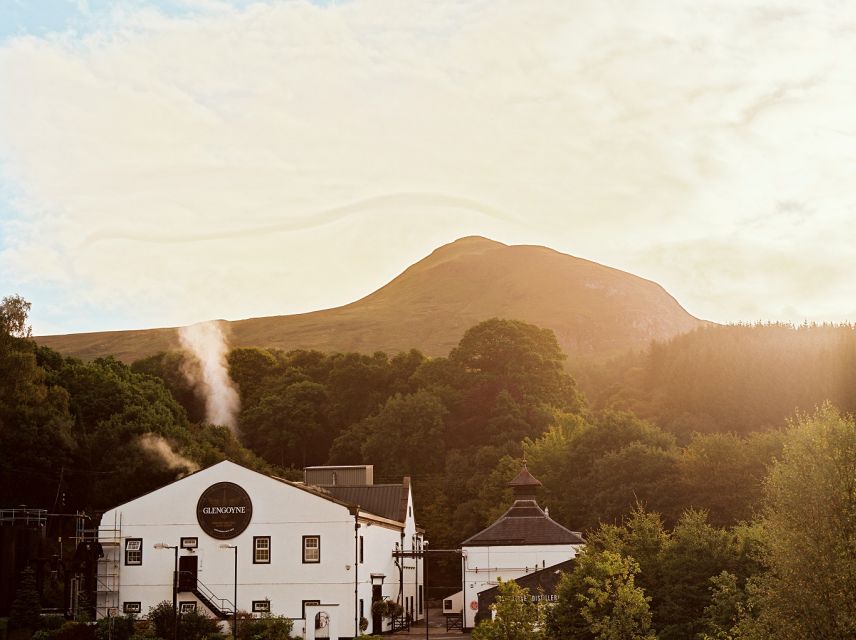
<box><xmin>153</xmin><ymin>543</ymin><xmax>178</xmax><ymax>640</ymax></box>
<box><xmin>220</xmin><ymin>544</ymin><xmax>238</xmax><ymax>640</ymax></box>
<box><xmin>422</xmin><ymin>540</ymin><xmax>429</xmax><ymax>640</ymax></box>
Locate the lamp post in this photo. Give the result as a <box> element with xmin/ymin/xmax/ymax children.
<box><xmin>220</xmin><ymin>544</ymin><xmax>238</xmax><ymax>640</ymax></box>
<box><xmin>422</xmin><ymin>539</ymin><xmax>429</xmax><ymax>640</ymax></box>
<box><xmin>153</xmin><ymin>543</ymin><xmax>178</xmax><ymax>640</ymax></box>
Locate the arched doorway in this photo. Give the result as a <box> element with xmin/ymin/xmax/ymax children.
<box><xmin>315</xmin><ymin>611</ymin><xmax>330</xmax><ymax>639</ymax></box>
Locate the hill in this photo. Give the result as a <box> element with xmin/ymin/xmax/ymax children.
<box><xmin>37</xmin><ymin>236</ymin><xmax>706</xmax><ymax>362</ymax></box>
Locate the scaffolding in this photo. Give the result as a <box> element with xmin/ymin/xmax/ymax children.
<box><xmin>71</xmin><ymin>511</ymin><xmax>122</xmax><ymax>619</ymax></box>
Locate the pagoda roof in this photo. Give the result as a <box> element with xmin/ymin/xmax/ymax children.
<box><xmin>461</xmin><ymin>499</ymin><xmax>584</xmax><ymax>547</ymax></box>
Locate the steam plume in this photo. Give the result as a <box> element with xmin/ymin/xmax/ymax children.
<box><xmin>138</xmin><ymin>434</ymin><xmax>200</xmax><ymax>476</ymax></box>
<box><xmin>178</xmin><ymin>320</ymin><xmax>240</xmax><ymax>431</ymax></box>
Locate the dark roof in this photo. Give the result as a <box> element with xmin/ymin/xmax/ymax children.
<box><xmin>461</xmin><ymin>499</ymin><xmax>584</xmax><ymax>546</ymax></box>
<box><xmin>476</xmin><ymin>559</ymin><xmax>576</xmax><ymax>615</ymax></box>
<box><xmin>324</xmin><ymin>483</ymin><xmax>409</xmax><ymax>522</ymax></box>
<box><xmin>508</xmin><ymin>466</ymin><xmax>542</xmax><ymax>488</ymax></box>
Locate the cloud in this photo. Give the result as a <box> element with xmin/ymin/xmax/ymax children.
<box><xmin>0</xmin><ymin>0</ymin><xmax>855</xmax><ymax>332</ymax></box>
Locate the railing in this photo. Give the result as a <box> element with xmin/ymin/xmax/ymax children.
<box><xmin>192</xmin><ymin>578</ymin><xmax>234</xmax><ymax>619</ymax></box>
<box><xmin>446</xmin><ymin>613</ymin><xmax>463</xmax><ymax>631</ymax></box>
<box><xmin>0</xmin><ymin>508</ymin><xmax>47</xmax><ymax>526</ymax></box>
<box><xmin>391</xmin><ymin>615</ymin><xmax>411</xmax><ymax>632</ymax></box>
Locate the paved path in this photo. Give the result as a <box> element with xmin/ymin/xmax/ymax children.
<box><xmin>389</xmin><ymin>607</ymin><xmax>470</xmax><ymax>639</ymax></box>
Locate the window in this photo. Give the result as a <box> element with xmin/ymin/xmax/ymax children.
<box><xmin>180</xmin><ymin>537</ymin><xmax>198</xmax><ymax>550</ymax></box>
<box><xmin>124</xmin><ymin>539</ymin><xmax>142</xmax><ymax>566</ymax></box>
<box><xmin>179</xmin><ymin>602</ymin><xmax>197</xmax><ymax>613</ymax></box>
<box><xmin>419</xmin><ymin>586</ymin><xmax>423</xmax><ymax>614</ymax></box>
<box><xmin>443</xmin><ymin>599</ymin><xmax>452</xmax><ymax>611</ymax></box>
<box><xmin>359</xmin><ymin>536</ymin><xmax>364</xmax><ymax>563</ymax></box>
<box><xmin>302</xmin><ymin>535</ymin><xmax>320</xmax><ymax>563</ymax></box>
<box><xmin>123</xmin><ymin>602</ymin><xmax>141</xmax><ymax>614</ymax></box>
<box><xmin>360</xmin><ymin>599</ymin><xmax>364</xmax><ymax>621</ymax></box>
<box><xmin>252</xmin><ymin>600</ymin><xmax>271</xmax><ymax>613</ymax></box>
<box><xmin>254</xmin><ymin>536</ymin><xmax>271</xmax><ymax>564</ymax></box>
<box><xmin>302</xmin><ymin>599</ymin><xmax>320</xmax><ymax>620</ymax></box>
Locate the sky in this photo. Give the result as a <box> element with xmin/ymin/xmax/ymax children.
<box><xmin>1</xmin><ymin>0</ymin><xmax>855</xmax><ymax>335</ymax></box>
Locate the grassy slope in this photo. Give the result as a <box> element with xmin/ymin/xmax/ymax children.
<box><xmin>37</xmin><ymin>236</ymin><xmax>706</xmax><ymax>362</ymax></box>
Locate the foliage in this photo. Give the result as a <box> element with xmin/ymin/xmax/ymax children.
<box><xmin>95</xmin><ymin>614</ymin><xmax>137</xmax><ymax>640</ymax></box>
<box><xmin>9</xmin><ymin>567</ymin><xmax>41</xmax><ymax>630</ymax></box>
<box><xmin>1</xmin><ymin>294</ymin><xmax>32</xmax><ymax>338</ymax></box>
<box><xmin>471</xmin><ymin>579</ymin><xmax>547</xmax><ymax>640</ymax></box>
<box><xmin>746</xmin><ymin>405</ymin><xmax>856</xmax><ymax>639</ymax></box>
<box><xmin>0</xmin><ymin>297</ymin><xmax>268</xmax><ymax>510</ymax></box>
<box><xmin>370</xmin><ymin>599</ymin><xmax>403</xmax><ymax>621</ymax></box>
<box><xmin>548</xmin><ymin>550</ymin><xmax>654</xmax><ymax>640</ymax></box>
<box><xmin>147</xmin><ymin>601</ymin><xmax>177</xmax><ymax>640</ymax></box>
<box><xmin>590</xmin><ymin>322</ymin><xmax>856</xmax><ymax>437</ymax></box>
<box><xmin>236</xmin><ymin>612</ymin><xmax>293</xmax><ymax>640</ymax></box>
<box><xmin>148</xmin><ymin>601</ymin><xmax>224</xmax><ymax>640</ymax></box>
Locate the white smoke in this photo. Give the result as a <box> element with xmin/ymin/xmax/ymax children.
<box><xmin>178</xmin><ymin>320</ymin><xmax>240</xmax><ymax>432</ymax></box>
<box><xmin>138</xmin><ymin>433</ymin><xmax>200</xmax><ymax>476</ymax></box>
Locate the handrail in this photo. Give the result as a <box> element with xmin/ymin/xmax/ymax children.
<box><xmin>0</xmin><ymin>508</ymin><xmax>47</xmax><ymax>526</ymax></box>
<box><xmin>193</xmin><ymin>577</ymin><xmax>234</xmax><ymax>615</ymax></box>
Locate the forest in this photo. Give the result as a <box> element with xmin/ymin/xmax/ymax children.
<box><xmin>2</xmin><ymin>294</ymin><xmax>856</xmax><ymax>639</ymax></box>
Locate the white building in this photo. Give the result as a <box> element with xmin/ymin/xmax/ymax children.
<box><xmin>96</xmin><ymin>460</ymin><xmax>424</xmax><ymax>639</ymax></box>
<box><xmin>454</xmin><ymin>464</ymin><xmax>584</xmax><ymax>629</ymax></box>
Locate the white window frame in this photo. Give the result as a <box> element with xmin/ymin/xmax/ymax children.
<box><xmin>252</xmin><ymin>600</ymin><xmax>271</xmax><ymax>613</ymax></box>
<box><xmin>123</xmin><ymin>602</ymin><xmax>141</xmax><ymax>614</ymax></box>
<box><xmin>303</xmin><ymin>535</ymin><xmax>320</xmax><ymax>563</ymax></box>
<box><xmin>124</xmin><ymin>539</ymin><xmax>142</xmax><ymax>566</ymax></box>
<box><xmin>254</xmin><ymin>536</ymin><xmax>271</xmax><ymax>564</ymax></box>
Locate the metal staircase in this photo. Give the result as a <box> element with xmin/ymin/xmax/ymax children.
<box><xmin>178</xmin><ymin>574</ymin><xmax>234</xmax><ymax>620</ymax></box>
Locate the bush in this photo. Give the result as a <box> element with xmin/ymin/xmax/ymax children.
<box><xmin>236</xmin><ymin>612</ymin><xmax>293</xmax><ymax>640</ymax></box>
<box><xmin>95</xmin><ymin>615</ymin><xmax>137</xmax><ymax>640</ymax></box>
<box><xmin>54</xmin><ymin>622</ymin><xmax>96</xmax><ymax>640</ymax></box>
<box><xmin>178</xmin><ymin>611</ymin><xmax>224</xmax><ymax>640</ymax></box>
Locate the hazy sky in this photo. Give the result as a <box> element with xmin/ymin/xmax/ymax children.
<box><xmin>1</xmin><ymin>0</ymin><xmax>855</xmax><ymax>335</ymax></box>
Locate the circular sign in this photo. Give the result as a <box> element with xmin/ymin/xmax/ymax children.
<box><xmin>196</xmin><ymin>482</ymin><xmax>253</xmax><ymax>539</ymax></box>
<box><xmin>470</xmin><ymin>601</ymin><xmax>479</xmax><ymax>611</ymax></box>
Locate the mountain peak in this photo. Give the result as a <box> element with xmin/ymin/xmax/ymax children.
<box><xmin>37</xmin><ymin>238</ymin><xmax>705</xmax><ymax>363</ymax></box>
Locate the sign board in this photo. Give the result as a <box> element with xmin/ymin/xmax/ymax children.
<box><xmin>196</xmin><ymin>482</ymin><xmax>253</xmax><ymax>539</ymax></box>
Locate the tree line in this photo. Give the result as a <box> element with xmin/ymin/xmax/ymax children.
<box><xmin>583</xmin><ymin>321</ymin><xmax>856</xmax><ymax>437</ymax></box>
<box><xmin>4</xmin><ymin>294</ymin><xmax>856</xmax><ymax>638</ymax></box>
<box><xmin>473</xmin><ymin>406</ymin><xmax>856</xmax><ymax>640</ymax></box>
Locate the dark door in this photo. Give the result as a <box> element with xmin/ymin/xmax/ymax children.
<box><xmin>178</xmin><ymin>555</ymin><xmax>198</xmax><ymax>591</ymax></box>
<box><xmin>372</xmin><ymin>585</ymin><xmax>382</xmax><ymax>633</ymax></box>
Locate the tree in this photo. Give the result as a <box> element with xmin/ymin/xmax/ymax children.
<box><xmin>0</xmin><ymin>296</ymin><xmax>76</xmax><ymax>508</ymax></box>
<box><xmin>9</xmin><ymin>566</ymin><xmax>41</xmax><ymax>631</ymax></box>
<box><xmin>447</xmin><ymin>318</ymin><xmax>583</xmax><ymax>448</ymax></box>
<box><xmin>472</xmin><ymin>579</ymin><xmax>547</xmax><ymax>640</ymax></box>
<box><xmin>747</xmin><ymin>405</ymin><xmax>856</xmax><ymax>639</ymax></box>
<box><xmin>654</xmin><ymin>509</ymin><xmax>736</xmax><ymax>640</ymax></box>
<box><xmin>240</xmin><ymin>380</ymin><xmax>328</xmax><ymax>468</ymax></box>
<box><xmin>547</xmin><ymin>550</ymin><xmax>654</xmax><ymax>640</ymax></box>
<box><xmin>0</xmin><ymin>294</ymin><xmax>32</xmax><ymax>339</ymax></box>
<box><xmin>359</xmin><ymin>390</ymin><xmax>447</xmax><ymax>478</ymax></box>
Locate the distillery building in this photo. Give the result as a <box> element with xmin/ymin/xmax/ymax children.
<box><xmin>449</xmin><ymin>464</ymin><xmax>584</xmax><ymax>629</ymax></box>
<box><xmin>96</xmin><ymin>460</ymin><xmax>424</xmax><ymax>639</ymax></box>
